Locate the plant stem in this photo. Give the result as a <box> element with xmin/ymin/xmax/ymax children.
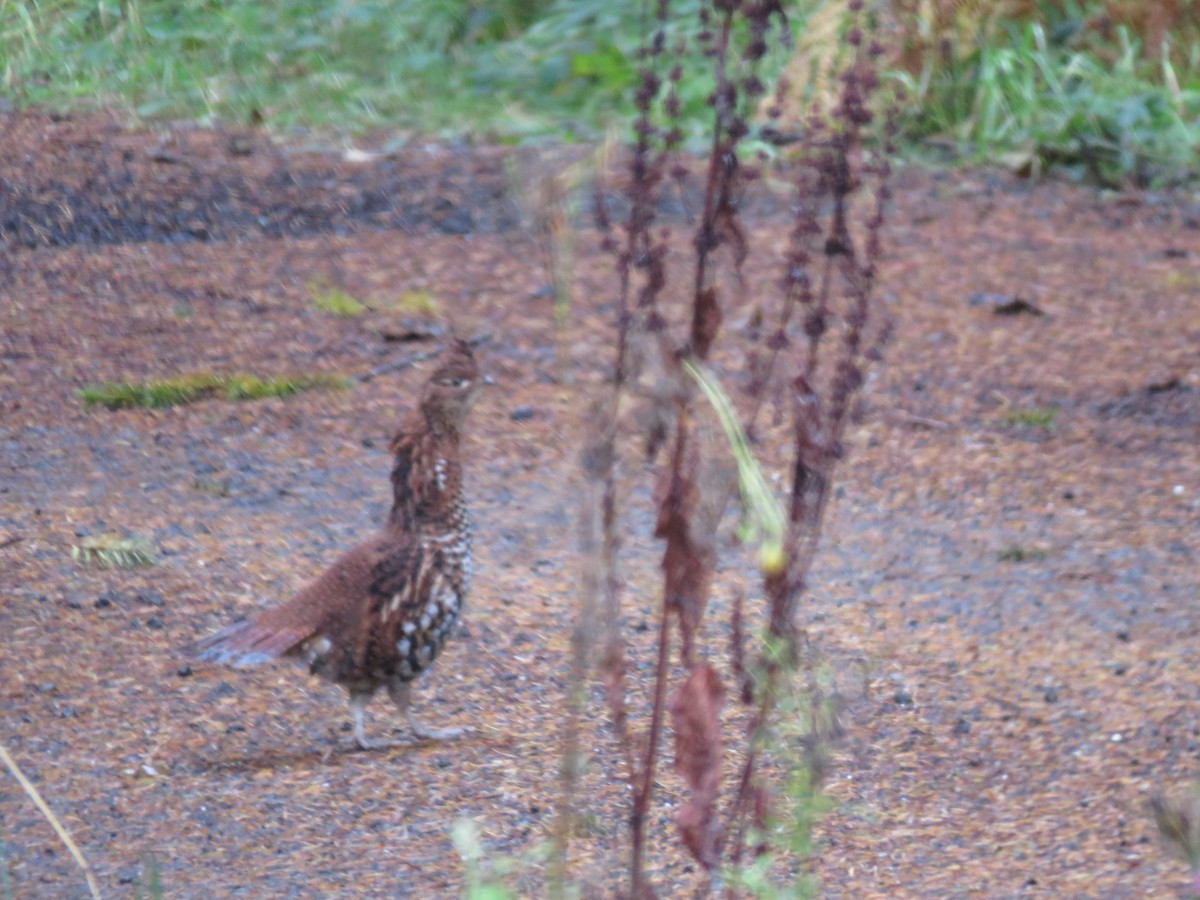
<box><xmin>631</xmin><ymin>598</ymin><xmax>674</xmax><ymax>898</ymax></box>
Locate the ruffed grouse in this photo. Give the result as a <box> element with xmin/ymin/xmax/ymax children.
<box><xmin>192</xmin><ymin>340</ymin><xmax>481</xmax><ymax>749</ymax></box>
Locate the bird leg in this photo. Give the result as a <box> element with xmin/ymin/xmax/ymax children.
<box><xmin>387</xmin><ymin>680</ymin><xmax>469</xmax><ymax>741</ymax></box>
<box><xmin>348</xmin><ymin>691</ymin><xmax>381</xmax><ymax>750</ymax></box>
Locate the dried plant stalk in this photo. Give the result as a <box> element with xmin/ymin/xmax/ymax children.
<box><xmin>572</xmin><ymin>0</ymin><xmax>894</xmax><ymax>895</ymax></box>
<box><xmin>0</xmin><ymin>742</ymin><xmax>101</xmax><ymax>900</ymax></box>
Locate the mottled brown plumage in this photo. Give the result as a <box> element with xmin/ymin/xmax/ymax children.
<box><xmin>192</xmin><ymin>340</ymin><xmax>481</xmax><ymax>749</ymax></box>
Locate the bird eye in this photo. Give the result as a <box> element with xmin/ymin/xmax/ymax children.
<box><xmin>438</xmin><ymin>376</ymin><xmax>470</xmax><ymax>389</ymax></box>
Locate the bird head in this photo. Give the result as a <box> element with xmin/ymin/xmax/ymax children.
<box><xmin>421</xmin><ymin>339</ymin><xmax>482</xmax><ymax>435</ymax></box>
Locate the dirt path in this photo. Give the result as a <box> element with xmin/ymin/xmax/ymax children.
<box><xmin>1</xmin><ymin>109</ymin><xmax>1198</xmax><ymax>898</ymax></box>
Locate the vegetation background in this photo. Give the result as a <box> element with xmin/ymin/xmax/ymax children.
<box><xmin>2</xmin><ymin>0</ymin><xmax>1198</xmax><ymax>186</ymax></box>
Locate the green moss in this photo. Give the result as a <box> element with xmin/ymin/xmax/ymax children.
<box><xmin>79</xmin><ymin>372</ymin><xmax>351</xmax><ymax>410</ymax></box>
<box><xmin>308</xmin><ymin>280</ymin><xmax>366</xmax><ymax>317</ymax></box>
<box><xmin>998</xmin><ymin>544</ymin><xmax>1049</xmax><ymax>563</ymax></box>
<box><xmin>392</xmin><ymin>290</ymin><xmax>441</xmax><ymax>316</ymax></box>
<box><xmin>1004</xmin><ymin>405</ymin><xmax>1058</xmax><ymax>428</ymax></box>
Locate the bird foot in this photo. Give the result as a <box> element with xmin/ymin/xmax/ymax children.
<box><xmin>352</xmin><ymin>736</ymin><xmax>390</xmax><ymax>752</ymax></box>
<box><xmin>342</xmin><ymin>733</ymin><xmax>411</xmax><ymax>753</ymax></box>
<box><xmin>343</xmin><ymin>725</ymin><xmax>468</xmax><ymax>751</ymax></box>
<box><xmin>408</xmin><ymin>718</ymin><xmax>471</xmax><ymax>742</ymax></box>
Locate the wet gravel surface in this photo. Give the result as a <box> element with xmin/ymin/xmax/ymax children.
<box><xmin>1</xmin><ymin>108</ymin><xmax>1199</xmax><ymax>897</ymax></box>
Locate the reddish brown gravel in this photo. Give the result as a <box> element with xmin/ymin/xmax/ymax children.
<box><xmin>1</xmin><ymin>109</ymin><xmax>1198</xmax><ymax>898</ymax></box>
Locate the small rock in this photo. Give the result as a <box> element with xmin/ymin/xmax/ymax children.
<box><xmin>967</xmin><ymin>292</ymin><xmax>1044</xmax><ymax>316</ymax></box>
<box><xmin>177</xmin><ymin>665</ymin><xmax>193</xmax><ymax>678</ymax></box>
<box><xmin>94</xmin><ymin>594</ymin><xmax>113</xmax><ymax>609</ymax></box>
<box><xmin>1044</xmin><ymin>686</ymin><xmax>1061</xmax><ymax>703</ymax></box>
<box><xmin>510</xmin><ymin>405</ymin><xmax>536</xmax><ymax>422</ymax></box>
<box><xmin>137</xmin><ymin>591</ymin><xmax>165</xmax><ymax>607</ymax></box>
<box><xmin>893</xmin><ymin>689</ymin><xmax>914</xmax><ymax>707</ymax></box>
<box><xmin>209</xmin><ymin>681</ymin><xmax>239</xmax><ymax>700</ymax></box>
<box><xmin>953</xmin><ymin>717</ymin><xmax>971</xmax><ymax>735</ymax></box>
<box><xmin>145</xmin><ymin>615</ymin><xmax>165</xmax><ymax>630</ymax></box>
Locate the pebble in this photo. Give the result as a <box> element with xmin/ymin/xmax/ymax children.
<box><xmin>137</xmin><ymin>590</ymin><xmax>166</xmax><ymax>607</ymax></box>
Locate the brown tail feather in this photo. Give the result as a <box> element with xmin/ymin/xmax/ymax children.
<box><xmin>191</xmin><ymin>619</ymin><xmax>313</xmax><ymax>667</ymax></box>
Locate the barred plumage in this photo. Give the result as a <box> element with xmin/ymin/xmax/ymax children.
<box><xmin>191</xmin><ymin>340</ymin><xmax>481</xmax><ymax>749</ymax></box>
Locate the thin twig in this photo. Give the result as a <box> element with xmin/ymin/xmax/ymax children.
<box><xmin>0</xmin><ymin>742</ymin><xmax>101</xmax><ymax>899</ymax></box>
<box><xmin>631</xmin><ymin>596</ymin><xmax>674</xmax><ymax>897</ymax></box>
<box><xmin>884</xmin><ymin>410</ymin><xmax>952</xmax><ymax>430</ymax></box>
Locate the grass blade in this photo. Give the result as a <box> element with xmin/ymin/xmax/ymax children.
<box><xmin>0</xmin><ymin>742</ymin><xmax>101</xmax><ymax>900</ymax></box>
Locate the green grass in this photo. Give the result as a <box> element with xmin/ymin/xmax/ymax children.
<box><xmin>308</xmin><ymin>281</ymin><xmax>366</xmax><ymax>317</ymax></box>
<box><xmin>1004</xmin><ymin>404</ymin><xmax>1059</xmax><ymax>429</ymax></box>
<box><xmin>0</xmin><ymin>831</ymin><xmax>10</xmax><ymax>900</ymax></box>
<box><xmin>391</xmin><ymin>290</ymin><xmax>441</xmax><ymax>317</ymax></box>
<box><xmin>894</xmin><ymin>18</ymin><xmax>1200</xmax><ymax>186</ymax></box>
<box><xmin>71</xmin><ymin>533</ymin><xmax>158</xmax><ymax>569</ymax></box>
<box><xmin>1</xmin><ymin>0</ymin><xmax>791</xmax><ymax>145</ymax></box>
<box><xmin>4</xmin><ymin>1</ymin><xmax>1196</xmax><ymax>181</ymax></box>
<box><xmin>134</xmin><ymin>855</ymin><xmax>163</xmax><ymax>900</ymax></box>
<box><xmin>79</xmin><ymin>371</ymin><xmax>351</xmax><ymax>410</ymax></box>
<box><xmin>998</xmin><ymin>544</ymin><xmax>1050</xmax><ymax>563</ymax></box>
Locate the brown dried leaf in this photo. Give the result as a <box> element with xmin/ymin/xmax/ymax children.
<box><xmin>691</xmin><ymin>285</ymin><xmax>722</xmax><ymax>360</ymax></box>
<box><xmin>655</xmin><ymin>439</ymin><xmax>714</xmax><ymax>664</ymax></box>
<box><xmin>670</xmin><ymin>664</ymin><xmax>726</xmax><ymax>870</ymax></box>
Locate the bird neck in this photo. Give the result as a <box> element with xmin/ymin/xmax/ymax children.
<box><xmin>421</xmin><ymin>398</ymin><xmax>465</xmax><ymax>439</ymax></box>
<box><xmin>387</xmin><ymin>427</ymin><xmax>462</xmax><ymax>531</ymax></box>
